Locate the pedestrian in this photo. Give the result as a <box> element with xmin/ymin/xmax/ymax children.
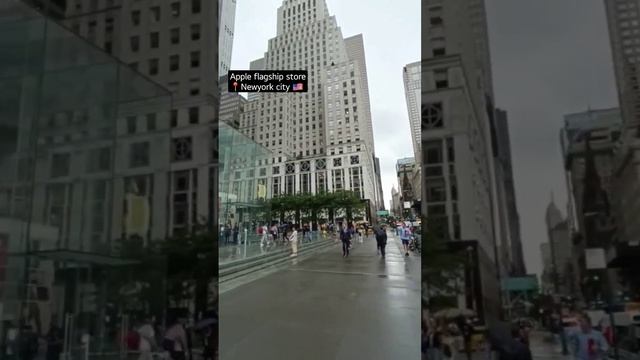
<box><xmin>163</xmin><ymin>316</ymin><xmax>189</xmax><ymax>360</ymax></box>
<box><xmin>45</xmin><ymin>322</ymin><xmax>63</xmax><ymax>360</ymax></box>
<box><xmin>400</xmin><ymin>225</ymin><xmax>412</xmax><ymax>256</ymax></box>
<box><xmin>224</xmin><ymin>225</ymin><xmax>231</xmax><ymax>245</ymax></box>
<box><xmin>232</xmin><ymin>225</ymin><xmax>239</xmax><ymax>245</ymax></box>
<box><xmin>375</xmin><ymin>226</ymin><xmax>387</xmax><ymax>258</ymax></box>
<box><xmin>138</xmin><ymin>316</ymin><xmax>157</xmax><ymax>360</ymax></box>
<box><xmin>288</xmin><ymin>225</ymin><xmax>299</xmax><ymax>256</ymax></box>
<box><xmin>568</xmin><ymin>312</ymin><xmax>609</xmax><ymax>360</ymax></box>
<box><xmin>260</xmin><ymin>224</ymin><xmax>269</xmax><ymax>249</ymax></box>
<box><xmin>340</xmin><ymin>225</ymin><xmax>352</xmax><ymax>257</ymax></box>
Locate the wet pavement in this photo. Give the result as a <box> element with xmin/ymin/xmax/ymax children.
<box><xmin>219</xmin><ymin>231</ymin><xmax>421</xmax><ymax>360</ymax></box>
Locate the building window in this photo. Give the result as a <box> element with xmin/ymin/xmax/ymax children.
<box><xmin>130</xmin><ymin>142</ymin><xmax>150</xmax><ymax>167</ymax></box>
<box><xmin>189</xmin><ymin>107</ymin><xmax>199</xmax><ymax>124</ymax></box>
<box><xmin>87</xmin><ymin>147</ymin><xmax>111</xmax><ymax>173</ymax></box>
<box><xmin>430</xmin><ymin>17</ymin><xmax>443</xmax><ymax>26</ymax></box>
<box><xmin>170</xmin><ymin>28</ymin><xmax>180</xmax><ymax>44</ymax></box>
<box><xmin>149</xmin><ymin>58</ymin><xmax>159</xmax><ymax>75</ymax></box>
<box><xmin>446</xmin><ymin>138</ymin><xmax>455</xmax><ymax>162</ymax></box>
<box><xmin>272</xmin><ymin>166</ymin><xmax>280</xmax><ymax>175</ymax></box>
<box><xmin>272</xmin><ymin>177</ymin><xmax>280</xmax><ymax>196</ymax></box>
<box><xmin>151</xmin><ymin>6</ymin><xmax>160</xmax><ymax>22</ymax></box>
<box><xmin>422</xmin><ymin>102</ymin><xmax>444</xmax><ymax>129</ymax></box>
<box><xmin>333</xmin><ymin>158</ymin><xmax>341</xmax><ymax>167</ymax></box>
<box><xmin>131</xmin><ymin>10</ymin><xmax>140</xmax><ymax>25</ymax></box>
<box><xmin>126</xmin><ymin>116</ymin><xmax>136</xmax><ymax>134</ymax></box>
<box><xmin>332</xmin><ymin>169</ymin><xmax>343</xmax><ymax>191</ymax></box>
<box><xmin>171</xmin><ymin>2</ymin><xmax>181</xmax><ymax>17</ymax></box>
<box><xmin>426</xmin><ymin>181</ymin><xmax>446</xmax><ymax>202</ymax></box>
<box><xmin>350</xmin><ymin>155</ymin><xmax>359</xmax><ymax>164</ymax></box>
<box><xmin>316</xmin><ymin>172</ymin><xmax>326</xmax><ymax>192</ymax></box>
<box><xmin>190</xmin><ymin>87</ymin><xmax>200</xmax><ymax>96</ymax></box>
<box><xmin>191</xmin><ymin>24</ymin><xmax>201</xmax><ymax>40</ymax></box>
<box><xmin>130</xmin><ymin>36</ymin><xmax>139</xmax><ymax>52</ymax></box>
<box><xmin>190</xmin><ymin>51</ymin><xmax>200</xmax><ymax>68</ymax></box>
<box><xmin>104</xmin><ymin>41</ymin><xmax>112</xmax><ymax>54</ymax></box>
<box><xmin>433</xmin><ymin>48</ymin><xmax>446</xmax><ymax>57</ymax></box>
<box><xmin>51</xmin><ymin>153</ymin><xmax>70</xmax><ymax>178</ymax></box>
<box><xmin>172</xmin><ymin>137</ymin><xmax>193</xmax><ymax>161</ymax></box>
<box><xmin>150</xmin><ymin>32</ymin><xmax>159</xmax><ymax>48</ymax></box>
<box><xmin>170</xmin><ymin>55</ymin><xmax>179</xmax><ymax>71</ymax></box>
<box><xmin>146</xmin><ymin>113</ymin><xmax>156</xmax><ymax>131</ymax></box>
<box><xmin>171</xmin><ymin>110</ymin><xmax>178</xmax><ymax>127</ymax></box>
<box><xmin>434</xmin><ymin>69</ymin><xmax>448</xmax><ymax>89</ymax></box>
<box><xmin>192</xmin><ymin>0</ymin><xmax>201</xmax><ymax>14</ymax></box>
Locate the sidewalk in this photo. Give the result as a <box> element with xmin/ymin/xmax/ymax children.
<box><xmin>219</xmin><ymin>232</ymin><xmax>329</xmax><ymax>264</ymax></box>
<box><xmin>220</xmin><ymin>232</ymin><xmax>420</xmax><ymax>360</ymax></box>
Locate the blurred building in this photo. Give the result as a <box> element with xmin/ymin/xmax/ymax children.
<box><xmin>422</xmin><ymin>0</ymin><xmax>503</xmax><ymax>324</ymax></box>
<box><xmin>403</xmin><ymin>61</ymin><xmax>421</xmax><ymax>163</ymax></box>
<box><xmin>0</xmin><ymin>0</ymin><xmax>177</xmax><ymax>348</ymax></box>
<box><xmin>543</xmin><ymin>200</ymin><xmax>573</xmax><ymax>297</ymax></box>
<box><xmin>603</xmin><ymin>1</ymin><xmax>640</xmax><ymax>290</ymax></box>
<box><xmin>561</xmin><ymin>108</ymin><xmax>623</xmax><ymax>300</ymax></box>
<box><xmin>494</xmin><ymin>109</ymin><xmax>525</xmax><ymax>276</ymax></box>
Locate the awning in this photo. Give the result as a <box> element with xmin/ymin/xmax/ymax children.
<box><xmin>9</xmin><ymin>249</ymin><xmax>139</xmax><ymax>267</ymax></box>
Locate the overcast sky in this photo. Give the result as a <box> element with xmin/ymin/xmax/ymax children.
<box><xmin>486</xmin><ymin>0</ymin><xmax>618</xmax><ymax>275</ymax></box>
<box><xmin>230</xmin><ymin>0</ymin><xmax>420</xmax><ymax>215</ymax></box>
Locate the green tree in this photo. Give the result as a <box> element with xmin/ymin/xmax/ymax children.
<box><xmin>422</xmin><ymin>230</ymin><xmax>465</xmax><ymax>312</ymax></box>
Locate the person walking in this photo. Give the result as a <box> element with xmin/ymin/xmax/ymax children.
<box><xmin>568</xmin><ymin>312</ymin><xmax>609</xmax><ymax>360</ymax></box>
<box><xmin>288</xmin><ymin>225</ymin><xmax>299</xmax><ymax>256</ymax></box>
<box><xmin>163</xmin><ymin>316</ymin><xmax>189</xmax><ymax>360</ymax></box>
<box><xmin>232</xmin><ymin>225</ymin><xmax>239</xmax><ymax>245</ymax></box>
<box><xmin>400</xmin><ymin>225</ymin><xmax>412</xmax><ymax>256</ymax></box>
<box><xmin>260</xmin><ymin>224</ymin><xmax>269</xmax><ymax>250</ymax></box>
<box><xmin>137</xmin><ymin>316</ymin><xmax>157</xmax><ymax>360</ymax></box>
<box><xmin>45</xmin><ymin>322</ymin><xmax>63</xmax><ymax>360</ymax></box>
<box><xmin>340</xmin><ymin>225</ymin><xmax>352</xmax><ymax>257</ymax></box>
<box><xmin>375</xmin><ymin>226</ymin><xmax>387</xmax><ymax>258</ymax></box>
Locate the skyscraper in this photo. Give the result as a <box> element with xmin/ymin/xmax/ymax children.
<box><xmin>603</xmin><ymin>1</ymin><xmax>640</xmax><ymax>266</ymax></box>
<box><xmin>403</xmin><ymin>61</ymin><xmax>421</xmax><ymax>163</ymax></box>
<box><xmin>238</xmin><ymin>0</ymin><xmax>379</xmax><ymax>219</ymax></box>
<box><xmin>422</xmin><ymin>0</ymin><xmax>502</xmax><ymax>322</ymax></box>
<box><xmin>219</xmin><ymin>0</ymin><xmax>236</xmax><ymax>77</ymax></box>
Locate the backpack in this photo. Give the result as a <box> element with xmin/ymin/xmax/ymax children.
<box><xmin>126</xmin><ymin>330</ymin><xmax>140</xmax><ymax>350</ymax></box>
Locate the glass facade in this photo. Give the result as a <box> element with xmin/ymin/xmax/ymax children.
<box><xmin>0</xmin><ymin>2</ymin><xmax>217</xmax><ymax>358</ymax></box>
<box><xmin>218</xmin><ymin>122</ymin><xmax>272</xmax><ymax>261</ymax></box>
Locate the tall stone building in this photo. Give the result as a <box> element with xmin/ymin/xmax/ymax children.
<box><xmin>219</xmin><ymin>0</ymin><xmax>236</xmax><ymax>77</ymax></box>
<box><xmin>60</xmin><ymin>0</ymin><xmax>220</xmax><ymax>237</ymax></box>
<box><xmin>603</xmin><ymin>1</ymin><xmax>640</xmax><ymax>278</ymax></box>
<box><xmin>422</xmin><ymin>0</ymin><xmax>502</xmax><ymax>323</ymax></box>
<box><xmin>237</xmin><ymin>0</ymin><xmax>380</xmax><ymax>220</ymax></box>
<box><xmin>403</xmin><ymin>61</ymin><xmax>421</xmax><ymax>163</ymax></box>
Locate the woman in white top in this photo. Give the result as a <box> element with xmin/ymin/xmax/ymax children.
<box><xmin>288</xmin><ymin>225</ymin><xmax>299</xmax><ymax>256</ymax></box>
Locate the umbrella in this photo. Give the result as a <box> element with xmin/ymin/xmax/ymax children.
<box><xmin>433</xmin><ymin>308</ymin><xmax>475</xmax><ymax>319</ymax></box>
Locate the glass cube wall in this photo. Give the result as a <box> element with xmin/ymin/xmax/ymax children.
<box><xmin>218</xmin><ymin>122</ymin><xmax>272</xmax><ymax>251</ymax></box>
<box><xmin>0</xmin><ymin>1</ymin><xmax>200</xmax><ymax>357</ymax></box>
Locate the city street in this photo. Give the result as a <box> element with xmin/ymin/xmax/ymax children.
<box><xmin>219</xmin><ymin>232</ymin><xmax>420</xmax><ymax>360</ymax></box>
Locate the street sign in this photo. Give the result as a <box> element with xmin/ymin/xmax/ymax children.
<box><xmin>376</xmin><ymin>210</ymin><xmax>389</xmax><ymax>216</ymax></box>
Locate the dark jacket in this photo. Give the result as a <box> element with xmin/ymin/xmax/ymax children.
<box><xmin>340</xmin><ymin>229</ymin><xmax>351</xmax><ymax>241</ymax></box>
<box><xmin>375</xmin><ymin>228</ymin><xmax>387</xmax><ymax>244</ymax></box>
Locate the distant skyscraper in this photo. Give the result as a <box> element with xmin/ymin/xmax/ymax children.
<box><xmin>219</xmin><ymin>0</ymin><xmax>236</xmax><ymax>77</ymax></box>
<box><xmin>494</xmin><ymin>109</ymin><xmax>525</xmax><ymax>276</ymax></box>
<box><xmin>238</xmin><ymin>0</ymin><xmax>380</xmax><ymax>219</ymax></box>
<box><xmin>403</xmin><ymin>61</ymin><xmax>421</xmax><ymax>163</ymax></box>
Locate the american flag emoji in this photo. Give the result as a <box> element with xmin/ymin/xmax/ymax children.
<box><xmin>292</xmin><ymin>83</ymin><xmax>304</xmax><ymax>91</ymax></box>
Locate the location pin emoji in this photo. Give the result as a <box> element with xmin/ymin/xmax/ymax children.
<box><xmin>233</xmin><ymin>81</ymin><xmax>238</xmax><ymax>91</ymax></box>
